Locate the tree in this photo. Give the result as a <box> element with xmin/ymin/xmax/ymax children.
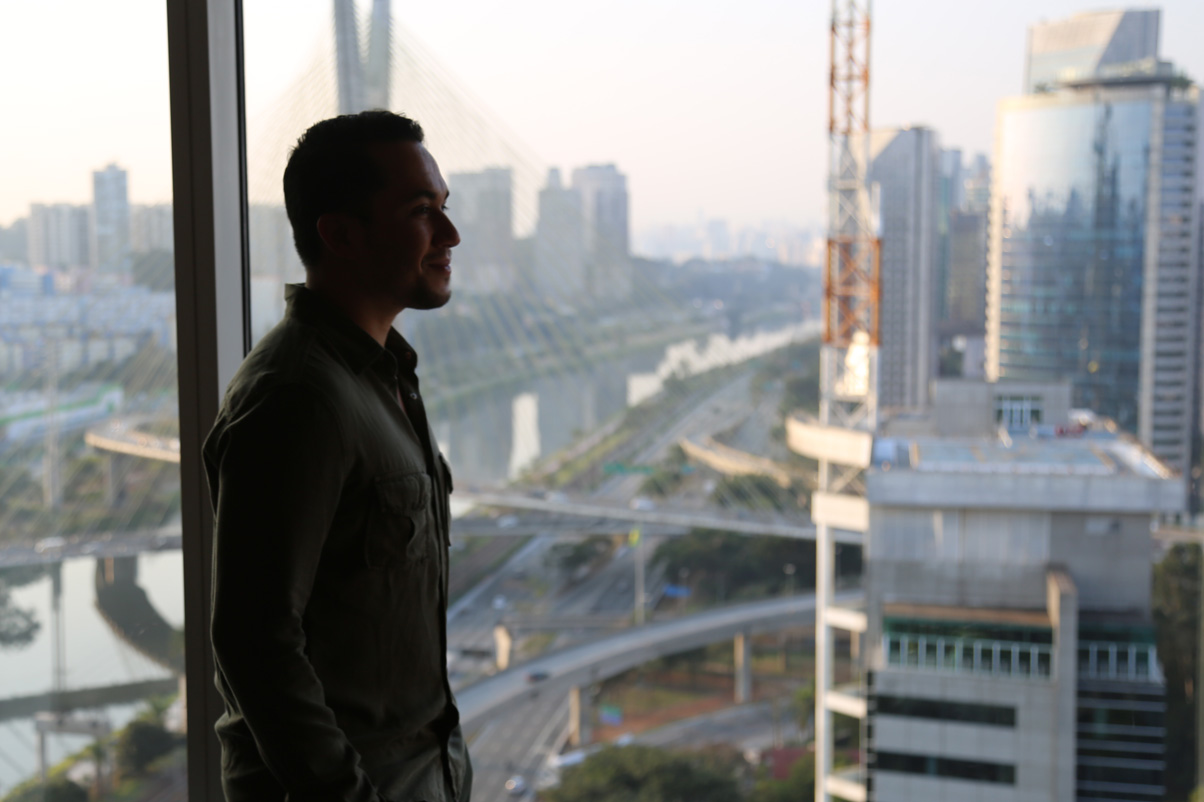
<box><xmin>1153</xmin><ymin>543</ymin><xmax>1200</xmax><ymax>801</ymax></box>
<box><xmin>0</xmin><ymin>590</ymin><xmax>40</xmax><ymax>648</ymax></box>
<box><xmin>114</xmin><ymin>720</ymin><xmax>179</xmax><ymax>778</ymax></box>
<box><xmin>6</xmin><ymin>777</ymin><xmax>88</xmax><ymax>802</ymax></box>
<box><xmin>710</xmin><ymin>474</ymin><xmax>800</xmax><ymax>514</ymax></box>
<box><xmin>653</xmin><ymin>529</ymin><xmax>817</xmax><ymax>603</ymax></box>
<box><xmin>0</xmin><ymin>566</ymin><xmax>46</xmax><ymax>649</ymax></box>
<box><xmin>748</xmin><ymin>753</ymin><xmax>815</xmax><ymax>802</ymax></box>
<box><xmin>547</xmin><ymin>536</ymin><xmax>612</xmax><ymax>577</ymax></box>
<box><xmin>543</xmin><ymin>745</ymin><xmax>739</xmax><ymax>802</ymax></box>
<box><xmin>791</xmin><ymin>680</ymin><xmax>815</xmax><ymax>733</ymax></box>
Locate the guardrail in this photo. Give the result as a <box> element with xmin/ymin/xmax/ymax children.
<box><xmin>883</xmin><ymin>633</ymin><xmax>1053</xmax><ymax>679</ymax></box>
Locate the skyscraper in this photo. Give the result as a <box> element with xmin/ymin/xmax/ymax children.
<box><xmin>91</xmin><ymin>163</ymin><xmax>131</xmax><ymax>281</ymax></box>
<box><xmin>1025</xmin><ymin>9</ymin><xmax>1160</xmax><ymax>94</ymax></box>
<box><xmin>987</xmin><ymin>9</ymin><xmax>1201</xmax><ymax>481</ymax></box>
<box><xmin>533</xmin><ymin>168</ymin><xmax>585</xmax><ymax>303</ymax></box>
<box><xmin>868</xmin><ymin>127</ymin><xmax>941</xmax><ymax>409</ymax></box>
<box><xmin>571</xmin><ymin>164</ymin><xmax>630</xmax><ymax>301</ymax></box>
<box><xmin>447</xmin><ymin>168</ymin><xmax>515</xmax><ymax>294</ymax></box>
<box><xmin>27</xmin><ymin>204</ymin><xmax>90</xmax><ymax>271</ymax></box>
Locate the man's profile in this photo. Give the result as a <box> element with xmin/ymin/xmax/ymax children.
<box><xmin>204</xmin><ymin>111</ymin><xmax>470</xmax><ymax>802</ymax></box>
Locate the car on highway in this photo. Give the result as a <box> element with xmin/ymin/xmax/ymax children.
<box><xmin>496</xmin><ymin>515</ymin><xmax>519</xmax><ymax>529</ymax></box>
<box><xmin>525</xmin><ymin>669</ymin><xmax>550</xmax><ymax>684</ymax></box>
<box><xmin>629</xmin><ymin>497</ymin><xmax>656</xmax><ymax>511</ymax></box>
<box><xmin>505</xmin><ymin>775</ymin><xmax>527</xmax><ymax>796</ymax></box>
<box><xmin>492</xmin><ymin>594</ymin><xmax>508</xmax><ymax>611</ymax></box>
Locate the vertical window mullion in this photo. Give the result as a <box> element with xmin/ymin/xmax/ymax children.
<box><xmin>166</xmin><ymin>0</ymin><xmax>251</xmax><ymax>798</ymax></box>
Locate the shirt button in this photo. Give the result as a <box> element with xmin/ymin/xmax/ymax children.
<box><xmin>410</xmin><ymin>392</ymin><xmax>418</xmax><ymax>400</ymax></box>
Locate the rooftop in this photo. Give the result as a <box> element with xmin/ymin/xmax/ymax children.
<box><xmin>873</xmin><ymin>411</ymin><xmax>1174</xmax><ymax>481</ymax></box>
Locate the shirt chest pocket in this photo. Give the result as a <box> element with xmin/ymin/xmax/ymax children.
<box><xmin>365</xmin><ymin>471</ymin><xmax>435</xmax><ymax>568</ymax></box>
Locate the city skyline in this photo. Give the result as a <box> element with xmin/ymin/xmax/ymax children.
<box><xmin>3</xmin><ymin>1</ymin><xmax>1203</xmax><ymax>231</ymax></box>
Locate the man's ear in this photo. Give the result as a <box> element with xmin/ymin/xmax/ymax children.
<box><xmin>316</xmin><ymin>212</ymin><xmax>366</xmax><ymax>261</ymax></box>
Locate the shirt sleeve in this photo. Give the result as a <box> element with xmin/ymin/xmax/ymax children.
<box><xmin>207</xmin><ymin>384</ymin><xmax>383</xmax><ymax>802</ymax></box>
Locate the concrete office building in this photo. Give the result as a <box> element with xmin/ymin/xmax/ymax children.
<box><xmin>91</xmin><ymin>163</ymin><xmax>131</xmax><ymax>281</ymax></box>
<box><xmin>448</xmin><ymin>167</ymin><xmax>515</xmax><ymax>295</ymax></box>
<box><xmin>27</xmin><ymin>204</ymin><xmax>90</xmax><ymax>271</ymax></box>
<box><xmin>533</xmin><ymin>168</ymin><xmax>585</xmax><ymax>304</ymax></box>
<box><xmin>988</xmin><ymin>8</ymin><xmax>1202</xmax><ymax>483</ymax></box>
<box><xmin>571</xmin><ymin>164</ymin><xmax>630</xmax><ymax>300</ymax></box>
<box><xmin>790</xmin><ymin>380</ymin><xmax>1181</xmax><ymax>801</ymax></box>
<box><xmin>866</xmin><ymin>381</ymin><xmax>1180</xmax><ymax>801</ymax></box>
<box><xmin>867</xmin><ymin>127</ymin><xmax>940</xmax><ymax>409</ymax></box>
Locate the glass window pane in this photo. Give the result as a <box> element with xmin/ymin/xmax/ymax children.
<box><xmin>0</xmin><ymin>1</ymin><xmax>184</xmax><ymax>796</ymax></box>
<box><xmin>239</xmin><ymin>3</ymin><xmax>1201</xmax><ymax>801</ymax></box>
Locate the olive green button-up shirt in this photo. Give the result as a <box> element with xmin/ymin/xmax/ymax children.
<box><xmin>204</xmin><ymin>284</ymin><xmax>470</xmax><ymax>802</ymax></box>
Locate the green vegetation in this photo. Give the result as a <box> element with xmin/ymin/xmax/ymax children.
<box><xmin>790</xmin><ymin>680</ymin><xmax>815</xmax><ymax>733</ymax></box>
<box><xmin>1153</xmin><ymin>543</ymin><xmax>1200</xmax><ymax>802</ymax></box>
<box><xmin>0</xmin><ymin>697</ymin><xmax>184</xmax><ymax>802</ymax></box>
<box><xmin>114</xmin><ymin>720</ymin><xmax>181</xmax><ymax>780</ymax></box>
<box><xmin>747</xmin><ymin>754</ymin><xmax>814</xmax><ymax>802</ymax></box>
<box><xmin>710</xmin><ymin>474</ymin><xmax>804</xmax><ymax>514</ymax></box>
<box><xmin>752</xmin><ymin>338</ymin><xmax>820</xmax><ymax>419</ymax></box>
<box><xmin>547</xmin><ymin>535</ymin><xmax>614</xmax><ymax>578</ymax></box>
<box><xmin>5</xmin><ymin>778</ymin><xmax>88</xmax><ymax>802</ymax></box>
<box><xmin>0</xmin><ymin>565</ymin><xmax>47</xmax><ymax>648</ymax></box>
<box><xmin>0</xmin><ymin>436</ymin><xmax>180</xmax><ymax>549</ymax></box>
<box><xmin>638</xmin><ymin>445</ymin><xmax>691</xmax><ymax>499</ymax></box>
<box><xmin>653</xmin><ymin>530</ymin><xmax>815</xmax><ymax>604</ymax></box>
<box><xmin>543</xmin><ymin>745</ymin><xmax>741</xmax><ymax>802</ymax></box>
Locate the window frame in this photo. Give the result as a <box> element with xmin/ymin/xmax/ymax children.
<box><xmin>166</xmin><ymin>0</ymin><xmax>253</xmax><ymax>796</ymax></box>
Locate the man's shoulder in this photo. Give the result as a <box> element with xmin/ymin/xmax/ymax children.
<box><xmin>217</xmin><ymin>317</ymin><xmax>351</xmax><ymax>424</ymax></box>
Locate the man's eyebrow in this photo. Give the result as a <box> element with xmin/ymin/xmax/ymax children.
<box><xmin>403</xmin><ymin>189</ymin><xmax>450</xmax><ymax>204</ymax></box>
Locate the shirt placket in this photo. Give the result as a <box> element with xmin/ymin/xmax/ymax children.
<box><xmin>394</xmin><ymin>356</ymin><xmax>460</xmax><ymax>801</ymax></box>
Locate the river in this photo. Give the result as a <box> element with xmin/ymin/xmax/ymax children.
<box><xmin>0</xmin><ymin>317</ymin><xmax>816</xmax><ymax>791</ymax></box>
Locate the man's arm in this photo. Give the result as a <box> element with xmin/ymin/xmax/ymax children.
<box><xmin>208</xmin><ymin>384</ymin><xmax>380</xmax><ymax>802</ymax></box>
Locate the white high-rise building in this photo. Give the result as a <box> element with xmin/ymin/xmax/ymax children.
<box><xmin>447</xmin><ymin>168</ymin><xmax>515</xmax><ymax>295</ymax></box>
<box><xmin>27</xmin><ymin>204</ymin><xmax>90</xmax><ymax>271</ymax></box>
<box><xmin>533</xmin><ymin>168</ymin><xmax>585</xmax><ymax>304</ymax></box>
<box><xmin>91</xmin><ymin>163</ymin><xmax>131</xmax><ymax>280</ymax></box>
<box><xmin>130</xmin><ymin>203</ymin><xmax>174</xmax><ymax>253</ymax></box>
<box><xmin>867</xmin><ymin>126</ymin><xmax>941</xmax><ymax>409</ymax></box>
<box><xmin>571</xmin><ymin>164</ymin><xmax>630</xmax><ymax>300</ymax></box>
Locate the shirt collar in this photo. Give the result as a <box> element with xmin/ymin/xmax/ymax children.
<box><xmin>284</xmin><ymin>283</ymin><xmax>418</xmax><ymax>375</ymax></box>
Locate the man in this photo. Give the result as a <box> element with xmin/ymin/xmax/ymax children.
<box><xmin>204</xmin><ymin>111</ymin><xmax>470</xmax><ymax>802</ymax></box>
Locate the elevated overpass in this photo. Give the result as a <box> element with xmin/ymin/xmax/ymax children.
<box><xmin>457</xmin><ymin>490</ymin><xmax>826</xmax><ymax>542</ymax></box>
<box><xmin>456</xmin><ymin>589</ymin><xmax>862</xmax><ymax>731</ymax></box>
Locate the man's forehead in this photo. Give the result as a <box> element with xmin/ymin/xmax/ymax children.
<box><xmin>371</xmin><ymin>140</ymin><xmax>447</xmax><ymax>195</ymax></box>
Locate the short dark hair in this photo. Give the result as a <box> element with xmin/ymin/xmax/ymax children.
<box><xmin>283</xmin><ymin>111</ymin><xmax>425</xmax><ymax>268</ymax></box>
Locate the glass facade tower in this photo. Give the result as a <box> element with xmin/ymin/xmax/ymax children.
<box><xmin>988</xmin><ymin>81</ymin><xmax>1201</xmax><ymax>478</ymax></box>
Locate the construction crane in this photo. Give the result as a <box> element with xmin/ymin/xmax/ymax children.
<box><xmin>815</xmin><ymin>1</ymin><xmax>878</xmax><ymax>800</ymax></box>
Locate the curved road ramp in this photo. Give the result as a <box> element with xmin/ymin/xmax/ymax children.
<box><xmin>456</xmin><ymin>590</ymin><xmax>861</xmax><ymax>730</ymax></box>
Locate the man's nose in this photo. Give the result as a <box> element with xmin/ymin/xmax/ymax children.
<box><xmin>438</xmin><ymin>212</ymin><xmax>460</xmax><ymax>248</ymax></box>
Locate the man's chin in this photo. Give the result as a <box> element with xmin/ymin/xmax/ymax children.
<box><xmin>407</xmin><ymin>287</ymin><xmax>452</xmax><ymax>311</ymax></box>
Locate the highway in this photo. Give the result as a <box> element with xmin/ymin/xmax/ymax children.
<box><xmin>456</xmin><ymin>591</ymin><xmax>860</xmax><ymax>729</ymax></box>
<box><xmin>453</xmin><ymin>372</ymin><xmax>802</xmax><ymax>802</ymax></box>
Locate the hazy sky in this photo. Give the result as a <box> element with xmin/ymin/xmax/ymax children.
<box><xmin>2</xmin><ymin>1</ymin><xmax>1202</xmax><ymax>231</ymax></box>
